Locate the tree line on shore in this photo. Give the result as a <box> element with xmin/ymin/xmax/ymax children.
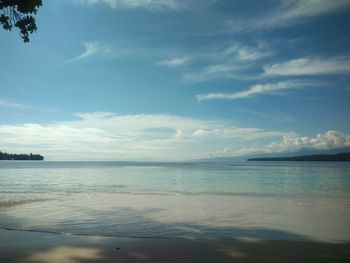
<box><xmin>0</xmin><ymin>151</ymin><xmax>44</xmax><ymax>160</ymax></box>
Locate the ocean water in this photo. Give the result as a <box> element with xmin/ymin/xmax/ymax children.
<box><xmin>0</xmin><ymin>161</ymin><xmax>349</xmax><ymax>242</ymax></box>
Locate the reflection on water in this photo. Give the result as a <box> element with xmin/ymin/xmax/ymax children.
<box><xmin>22</xmin><ymin>246</ymin><xmax>104</xmax><ymax>263</ymax></box>
<box><xmin>0</xmin><ymin>161</ymin><xmax>350</xmax><ymax>242</ymax></box>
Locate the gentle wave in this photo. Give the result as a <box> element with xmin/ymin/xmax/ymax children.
<box><xmin>0</xmin><ymin>198</ymin><xmax>49</xmax><ymax>208</ymax></box>
<box><xmin>2</xmin><ymin>160</ymin><xmax>347</xmax><ymax>169</ymax></box>
<box><xmin>0</xmin><ymin>189</ymin><xmax>325</xmax><ymax>198</ymax></box>
<box><xmin>0</xmin><ymin>226</ymin><xmax>319</xmax><ymax>242</ymax></box>
<box><xmin>1</xmin><ymin>227</ymin><xmax>187</xmax><ymax>240</ymax></box>
<box><xmin>1</xmin><ymin>161</ymin><xmax>350</xmax><ymax>242</ymax></box>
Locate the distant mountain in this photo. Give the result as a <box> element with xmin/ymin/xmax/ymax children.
<box><xmin>0</xmin><ymin>151</ymin><xmax>44</xmax><ymax>161</ymax></box>
<box><xmin>248</xmin><ymin>152</ymin><xmax>350</xmax><ymax>162</ymax></box>
<box><xmin>196</xmin><ymin>147</ymin><xmax>350</xmax><ymax>162</ymax></box>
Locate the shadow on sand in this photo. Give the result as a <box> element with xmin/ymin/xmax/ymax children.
<box><xmin>1</xmin><ymin>205</ymin><xmax>350</xmax><ymax>263</ymax></box>
<box><xmin>1</xmin><ymin>228</ymin><xmax>350</xmax><ymax>263</ymax></box>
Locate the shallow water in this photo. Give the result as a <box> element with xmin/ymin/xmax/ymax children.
<box><xmin>0</xmin><ymin>161</ymin><xmax>349</xmax><ymax>242</ymax></box>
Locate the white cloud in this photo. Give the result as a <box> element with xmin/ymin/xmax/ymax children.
<box><xmin>80</xmin><ymin>0</ymin><xmax>350</xmax><ymax>16</ymax></box>
<box><xmin>0</xmin><ymin>112</ymin><xmax>290</xmax><ymax>161</ymax></box>
<box><xmin>79</xmin><ymin>0</ymin><xmax>117</xmax><ymax>9</ymax></box>
<box><xmin>275</xmin><ymin>0</ymin><xmax>350</xmax><ymax>23</ymax></box>
<box><xmin>181</xmin><ymin>43</ymin><xmax>271</xmax><ymax>82</ymax></box>
<box><xmin>264</xmin><ymin>57</ymin><xmax>350</xmax><ymax>76</ymax></box>
<box><xmin>64</xmin><ymin>41</ymin><xmax>111</xmax><ymax>64</ymax></box>
<box><xmin>183</xmin><ymin>63</ymin><xmax>247</xmax><ymax>83</ymax></box>
<box><xmin>158</xmin><ymin>57</ymin><xmax>190</xmax><ymax>67</ymax></box>
<box><xmin>222</xmin><ymin>44</ymin><xmax>271</xmax><ymax>61</ymax></box>
<box><xmin>198</xmin><ymin>130</ymin><xmax>350</xmax><ymax>158</ymax></box>
<box><xmin>192</xmin><ymin>127</ymin><xmax>292</xmax><ymax>141</ymax></box>
<box><xmin>227</xmin><ymin>0</ymin><xmax>350</xmax><ymax>31</ymax></box>
<box><xmin>0</xmin><ymin>99</ymin><xmax>23</xmax><ymax>108</ymax></box>
<box><xmin>197</xmin><ymin>81</ymin><xmax>315</xmax><ymax>102</ymax></box>
<box><xmin>235</xmin><ymin>130</ymin><xmax>350</xmax><ymax>156</ymax></box>
<box><xmin>78</xmin><ymin>0</ymin><xmax>186</xmax><ymax>10</ymax></box>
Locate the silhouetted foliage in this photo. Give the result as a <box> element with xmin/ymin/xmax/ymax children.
<box><xmin>248</xmin><ymin>152</ymin><xmax>350</xmax><ymax>162</ymax></box>
<box><xmin>0</xmin><ymin>0</ymin><xmax>42</xmax><ymax>42</ymax></box>
<box><xmin>0</xmin><ymin>151</ymin><xmax>44</xmax><ymax>160</ymax></box>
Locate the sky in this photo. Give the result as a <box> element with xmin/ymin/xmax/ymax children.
<box><xmin>1</xmin><ymin>0</ymin><xmax>350</xmax><ymax>161</ymax></box>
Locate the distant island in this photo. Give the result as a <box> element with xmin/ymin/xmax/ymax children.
<box><xmin>248</xmin><ymin>152</ymin><xmax>350</xmax><ymax>162</ymax></box>
<box><xmin>0</xmin><ymin>151</ymin><xmax>44</xmax><ymax>160</ymax></box>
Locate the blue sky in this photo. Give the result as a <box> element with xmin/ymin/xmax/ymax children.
<box><xmin>1</xmin><ymin>0</ymin><xmax>350</xmax><ymax>160</ymax></box>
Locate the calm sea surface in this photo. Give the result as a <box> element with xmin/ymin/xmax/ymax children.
<box><xmin>0</xmin><ymin>161</ymin><xmax>349</xmax><ymax>242</ymax></box>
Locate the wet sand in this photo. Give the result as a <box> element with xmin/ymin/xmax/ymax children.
<box><xmin>0</xmin><ymin>229</ymin><xmax>349</xmax><ymax>263</ymax></box>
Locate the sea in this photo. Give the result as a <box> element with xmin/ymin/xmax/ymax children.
<box><xmin>0</xmin><ymin>161</ymin><xmax>349</xmax><ymax>242</ymax></box>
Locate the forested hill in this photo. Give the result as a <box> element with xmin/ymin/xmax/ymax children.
<box><xmin>0</xmin><ymin>151</ymin><xmax>44</xmax><ymax>160</ymax></box>
<box><xmin>248</xmin><ymin>152</ymin><xmax>350</xmax><ymax>162</ymax></box>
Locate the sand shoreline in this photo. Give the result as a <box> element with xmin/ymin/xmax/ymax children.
<box><xmin>1</xmin><ymin>229</ymin><xmax>349</xmax><ymax>263</ymax></box>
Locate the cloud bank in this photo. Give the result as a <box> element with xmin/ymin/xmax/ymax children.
<box><xmin>0</xmin><ymin>112</ymin><xmax>291</xmax><ymax>161</ymax></box>
<box><xmin>236</xmin><ymin>130</ymin><xmax>350</xmax><ymax>156</ymax></box>
<box><xmin>2</xmin><ymin>112</ymin><xmax>348</xmax><ymax>161</ymax></box>
<box><xmin>201</xmin><ymin>130</ymin><xmax>350</xmax><ymax>158</ymax></box>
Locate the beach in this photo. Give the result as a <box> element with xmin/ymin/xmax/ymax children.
<box><xmin>2</xmin><ymin>0</ymin><xmax>350</xmax><ymax>261</ymax></box>
<box><xmin>1</xmin><ymin>161</ymin><xmax>350</xmax><ymax>262</ymax></box>
<box><xmin>1</xmin><ymin>229</ymin><xmax>350</xmax><ymax>263</ymax></box>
